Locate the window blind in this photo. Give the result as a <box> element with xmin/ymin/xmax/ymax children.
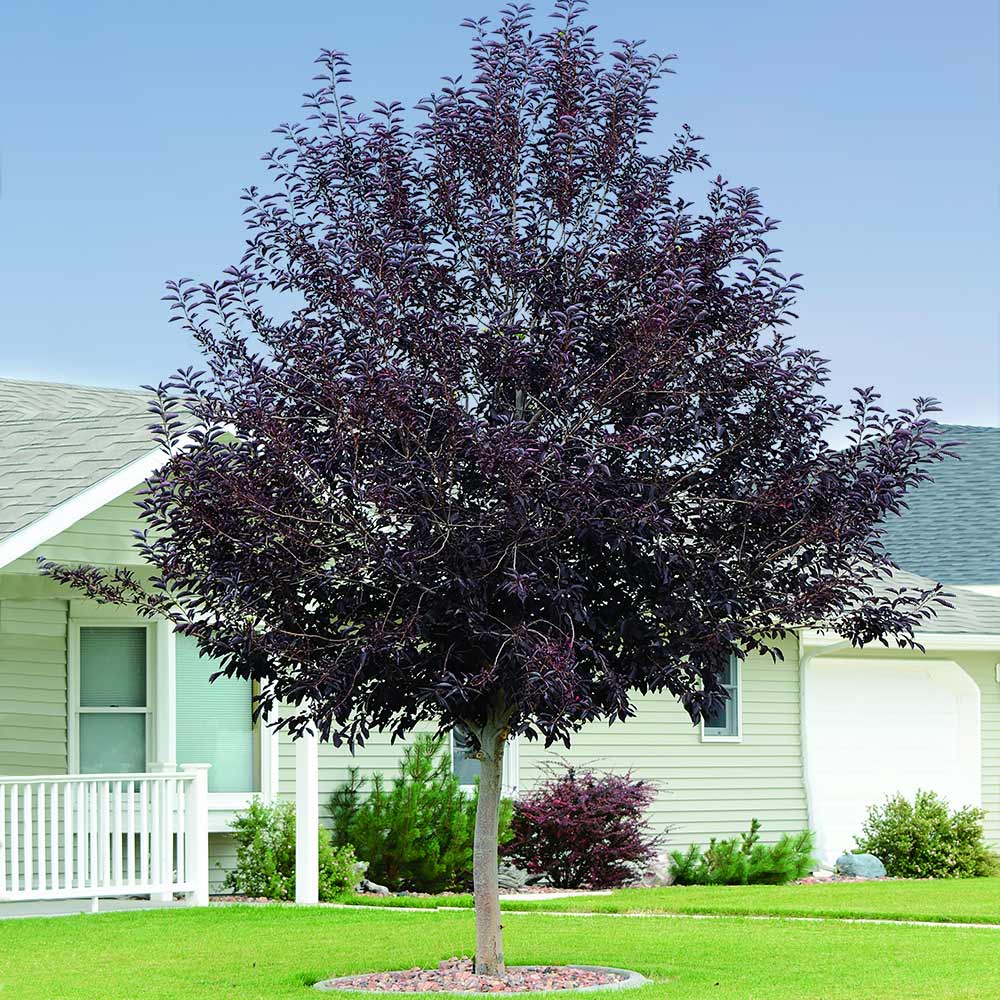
<box><xmin>175</xmin><ymin>634</ymin><xmax>256</xmax><ymax>793</ymax></box>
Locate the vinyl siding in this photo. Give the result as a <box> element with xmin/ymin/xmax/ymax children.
<box><xmin>957</xmin><ymin>653</ymin><xmax>1000</xmax><ymax>849</ymax></box>
<box><xmin>4</xmin><ymin>487</ymin><xmax>147</xmax><ymax>574</ymax></box>
<box><xmin>519</xmin><ymin>640</ymin><xmax>807</xmax><ymax>849</ymax></box>
<box><xmin>273</xmin><ymin>639</ymin><xmax>807</xmax><ymax>853</ymax></box>
<box><xmin>209</xmin><ymin>833</ymin><xmax>239</xmax><ymax>893</ymax></box>
<box><xmin>0</xmin><ymin>598</ymin><xmax>69</xmax><ymax>775</ymax></box>
<box><xmin>278</xmin><ymin>724</ymin><xmax>438</xmax><ymax>823</ymax></box>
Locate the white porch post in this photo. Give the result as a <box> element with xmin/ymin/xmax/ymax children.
<box><xmin>295</xmin><ymin>730</ymin><xmax>319</xmax><ymax>905</ymax></box>
<box><xmin>153</xmin><ymin>620</ymin><xmax>177</xmax><ymax>765</ymax></box>
<box><xmin>181</xmin><ymin>763</ymin><xmax>211</xmax><ymax>906</ymax></box>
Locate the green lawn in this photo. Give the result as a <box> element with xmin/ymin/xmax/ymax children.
<box><xmin>0</xmin><ymin>904</ymin><xmax>997</xmax><ymax>999</ymax></box>
<box><xmin>341</xmin><ymin>877</ymin><xmax>1000</xmax><ymax>925</ymax></box>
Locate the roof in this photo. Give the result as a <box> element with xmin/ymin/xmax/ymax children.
<box><xmin>881</xmin><ymin>424</ymin><xmax>1000</xmax><ymax>586</ymax></box>
<box><xmin>869</xmin><ymin>566</ymin><xmax>1000</xmax><ymax>636</ymax></box>
<box><xmin>0</xmin><ymin>378</ymin><xmax>157</xmax><ymax>547</ymax></box>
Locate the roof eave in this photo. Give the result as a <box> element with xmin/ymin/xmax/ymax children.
<box><xmin>0</xmin><ymin>445</ymin><xmax>167</xmax><ymax>573</ymax></box>
<box><xmin>799</xmin><ymin>628</ymin><xmax>1000</xmax><ymax>653</ymax></box>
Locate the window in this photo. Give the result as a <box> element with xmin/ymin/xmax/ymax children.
<box><xmin>451</xmin><ymin>725</ymin><xmax>481</xmax><ymax>787</ymax></box>
<box><xmin>175</xmin><ymin>634</ymin><xmax>257</xmax><ymax>794</ymax></box>
<box><xmin>76</xmin><ymin>626</ymin><xmax>150</xmax><ymax>773</ymax></box>
<box><xmin>451</xmin><ymin>726</ymin><xmax>520</xmax><ymax>795</ymax></box>
<box><xmin>702</xmin><ymin>656</ymin><xmax>741</xmax><ymax>741</ymax></box>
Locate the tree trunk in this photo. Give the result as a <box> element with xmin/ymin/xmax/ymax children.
<box><xmin>472</xmin><ymin>715</ymin><xmax>507</xmax><ymax>976</ymax></box>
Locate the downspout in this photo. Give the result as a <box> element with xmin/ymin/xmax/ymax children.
<box><xmin>798</xmin><ymin>631</ymin><xmax>853</xmax><ymax>866</ymax></box>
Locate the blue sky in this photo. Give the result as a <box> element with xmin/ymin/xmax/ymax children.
<box><xmin>1</xmin><ymin>0</ymin><xmax>997</xmax><ymax>428</ymax></box>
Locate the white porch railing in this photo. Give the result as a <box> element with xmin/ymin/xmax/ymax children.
<box><xmin>0</xmin><ymin>764</ymin><xmax>209</xmax><ymax>909</ymax></box>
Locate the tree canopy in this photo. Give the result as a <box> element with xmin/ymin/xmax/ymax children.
<box><xmin>46</xmin><ymin>0</ymin><xmax>952</xmax><ymax>752</ymax></box>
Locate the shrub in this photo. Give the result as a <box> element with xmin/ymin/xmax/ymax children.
<box><xmin>856</xmin><ymin>790</ymin><xmax>999</xmax><ymax>878</ymax></box>
<box><xmin>503</xmin><ymin>767</ymin><xmax>660</xmax><ymax>888</ymax></box>
<box><xmin>225</xmin><ymin>798</ymin><xmax>359</xmax><ymax>900</ymax></box>
<box><xmin>328</xmin><ymin>734</ymin><xmax>512</xmax><ymax>893</ymax></box>
<box><xmin>670</xmin><ymin>819</ymin><xmax>814</xmax><ymax>885</ymax></box>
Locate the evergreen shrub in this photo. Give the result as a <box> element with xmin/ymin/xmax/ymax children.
<box><xmin>328</xmin><ymin>734</ymin><xmax>512</xmax><ymax>893</ymax></box>
<box><xmin>670</xmin><ymin>818</ymin><xmax>814</xmax><ymax>885</ymax></box>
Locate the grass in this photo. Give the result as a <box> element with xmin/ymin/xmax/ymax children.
<box><xmin>0</xmin><ymin>903</ymin><xmax>998</xmax><ymax>999</ymax></box>
<box><xmin>338</xmin><ymin>877</ymin><xmax>1000</xmax><ymax>925</ymax></box>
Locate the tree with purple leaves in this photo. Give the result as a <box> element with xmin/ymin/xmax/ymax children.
<box><xmin>45</xmin><ymin>0</ymin><xmax>955</xmax><ymax>975</ymax></box>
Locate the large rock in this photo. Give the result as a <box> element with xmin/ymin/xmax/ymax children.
<box><xmin>835</xmin><ymin>852</ymin><xmax>887</xmax><ymax>878</ymax></box>
<box><xmin>358</xmin><ymin>877</ymin><xmax>391</xmax><ymax>895</ymax></box>
<box><xmin>632</xmin><ymin>853</ymin><xmax>675</xmax><ymax>888</ymax></box>
<box><xmin>497</xmin><ymin>863</ymin><xmax>530</xmax><ymax>891</ymax></box>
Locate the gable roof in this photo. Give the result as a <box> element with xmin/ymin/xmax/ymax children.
<box><xmin>881</xmin><ymin>424</ymin><xmax>1000</xmax><ymax>586</ymax></box>
<box><xmin>0</xmin><ymin>378</ymin><xmax>160</xmax><ymax>565</ymax></box>
<box><xmin>869</xmin><ymin>566</ymin><xmax>1000</xmax><ymax>636</ymax></box>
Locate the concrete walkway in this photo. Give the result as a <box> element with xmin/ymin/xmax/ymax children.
<box><xmin>325</xmin><ymin>901</ymin><xmax>1000</xmax><ymax>931</ymax></box>
<box><xmin>0</xmin><ymin>897</ymin><xmax>189</xmax><ymax>920</ymax></box>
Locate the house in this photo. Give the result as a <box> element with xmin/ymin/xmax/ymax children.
<box><xmin>1</xmin><ymin>377</ymin><xmax>998</xmax><ymax>912</ymax></box>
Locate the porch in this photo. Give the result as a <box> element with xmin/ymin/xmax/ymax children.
<box><xmin>0</xmin><ymin>765</ymin><xmax>210</xmax><ymax>911</ymax></box>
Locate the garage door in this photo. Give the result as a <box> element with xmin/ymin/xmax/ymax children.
<box><xmin>804</xmin><ymin>657</ymin><xmax>981</xmax><ymax>865</ymax></box>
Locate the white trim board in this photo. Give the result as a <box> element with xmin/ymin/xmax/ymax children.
<box><xmin>0</xmin><ymin>426</ymin><xmax>205</xmax><ymax>574</ymax></box>
<box><xmin>0</xmin><ymin>447</ymin><xmax>167</xmax><ymax>572</ymax></box>
<box><xmin>799</xmin><ymin>629</ymin><xmax>1000</xmax><ymax>652</ymax></box>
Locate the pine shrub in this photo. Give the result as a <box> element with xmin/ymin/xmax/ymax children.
<box><xmin>225</xmin><ymin>798</ymin><xmax>359</xmax><ymax>900</ymax></box>
<box><xmin>328</xmin><ymin>734</ymin><xmax>513</xmax><ymax>893</ymax></box>
<box><xmin>670</xmin><ymin>819</ymin><xmax>814</xmax><ymax>885</ymax></box>
<box><xmin>503</xmin><ymin>767</ymin><xmax>660</xmax><ymax>888</ymax></box>
<box><xmin>856</xmin><ymin>790</ymin><xmax>1000</xmax><ymax>878</ymax></box>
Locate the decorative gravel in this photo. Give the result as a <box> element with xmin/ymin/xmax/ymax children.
<box><xmin>315</xmin><ymin>958</ymin><xmax>641</xmax><ymax>993</ymax></box>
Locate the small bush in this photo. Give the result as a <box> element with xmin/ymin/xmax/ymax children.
<box><xmin>503</xmin><ymin>767</ymin><xmax>660</xmax><ymax>888</ymax></box>
<box><xmin>225</xmin><ymin>798</ymin><xmax>359</xmax><ymax>901</ymax></box>
<box><xmin>670</xmin><ymin>819</ymin><xmax>814</xmax><ymax>885</ymax></box>
<box><xmin>856</xmin><ymin>790</ymin><xmax>999</xmax><ymax>879</ymax></box>
<box><xmin>328</xmin><ymin>734</ymin><xmax>512</xmax><ymax>893</ymax></box>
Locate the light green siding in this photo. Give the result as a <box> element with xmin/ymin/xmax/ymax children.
<box><xmin>274</xmin><ymin>640</ymin><xmax>808</xmax><ymax>853</ymax></box>
<box><xmin>0</xmin><ymin>597</ymin><xmax>68</xmax><ymax>775</ymax></box>
<box><xmin>970</xmin><ymin>653</ymin><xmax>1000</xmax><ymax>848</ymax></box>
<box><xmin>209</xmin><ymin>833</ymin><xmax>239</xmax><ymax>893</ymax></box>
<box><xmin>937</xmin><ymin>652</ymin><xmax>1000</xmax><ymax>849</ymax></box>
<box><xmin>519</xmin><ymin>640</ymin><xmax>807</xmax><ymax>848</ymax></box>
<box><xmin>278</xmin><ymin>724</ymin><xmax>438</xmax><ymax>823</ymax></box>
<box><xmin>4</xmin><ymin>487</ymin><xmax>147</xmax><ymax>574</ymax></box>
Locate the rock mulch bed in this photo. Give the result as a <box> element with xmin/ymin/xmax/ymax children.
<box><xmin>795</xmin><ymin>875</ymin><xmax>893</xmax><ymax>885</ymax></box>
<box><xmin>315</xmin><ymin>958</ymin><xmax>635</xmax><ymax>993</ymax></box>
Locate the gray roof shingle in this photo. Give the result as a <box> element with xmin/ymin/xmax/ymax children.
<box><xmin>0</xmin><ymin>378</ymin><xmax>157</xmax><ymax>545</ymax></box>
<box><xmin>868</xmin><ymin>567</ymin><xmax>1000</xmax><ymax>635</ymax></box>
<box><xmin>881</xmin><ymin>424</ymin><xmax>1000</xmax><ymax>586</ymax></box>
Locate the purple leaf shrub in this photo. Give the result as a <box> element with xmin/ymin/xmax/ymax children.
<box><xmin>504</xmin><ymin>768</ymin><xmax>660</xmax><ymax>888</ymax></box>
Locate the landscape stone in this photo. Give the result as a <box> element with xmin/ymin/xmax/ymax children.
<box><xmin>359</xmin><ymin>877</ymin><xmax>391</xmax><ymax>895</ymax></box>
<box><xmin>835</xmin><ymin>852</ymin><xmax>887</xmax><ymax>878</ymax></box>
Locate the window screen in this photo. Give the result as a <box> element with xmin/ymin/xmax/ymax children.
<box><xmin>175</xmin><ymin>634</ymin><xmax>256</xmax><ymax>793</ymax></box>
<box><xmin>78</xmin><ymin>626</ymin><xmax>148</xmax><ymax>773</ymax></box>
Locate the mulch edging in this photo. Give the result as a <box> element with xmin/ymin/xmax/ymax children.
<box><xmin>314</xmin><ymin>958</ymin><xmax>649</xmax><ymax>993</ymax></box>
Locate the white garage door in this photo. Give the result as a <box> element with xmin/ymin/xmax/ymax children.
<box><xmin>804</xmin><ymin>657</ymin><xmax>981</xmax><ymax>865</ymax></box>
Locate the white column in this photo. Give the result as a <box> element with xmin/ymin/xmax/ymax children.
<box><xmin>295</xmin><ymin>731</ymin><xmax>319</xmax><ymax>905</ymax></box>
<box><xmin>181</xmin><ymin>764</ymin><xmax>211</xmax><ymax>906</ymax></box>
<box><xmin>154</xmin><ymin>620</ymin><xmax>177</xmax><ymax>765</ymax></box>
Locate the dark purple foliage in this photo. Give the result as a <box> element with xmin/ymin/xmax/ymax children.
<box><xmin>503</xmin><ymin>767</ymin><xmax>659</xmax><ymax>888</ymax></box>
<box><xmin>45</xmin><ymin>1</ymin><xmax>954</xmax><ymax>750</ymax></box>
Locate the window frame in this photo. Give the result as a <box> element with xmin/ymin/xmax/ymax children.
<box><xmin>68</xmin><ymin>619</ymin><xmax>154</xmax><ymax>774</ymax></box>
<box><xmin>449</xmin><ymin>727</ymin><xmax>520</xmax><ymax>796</ymax></box>
<box><xmin>700</xmin><ymin>656</ymin><xmax>743</xmax><ymax>743</ymax></box>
